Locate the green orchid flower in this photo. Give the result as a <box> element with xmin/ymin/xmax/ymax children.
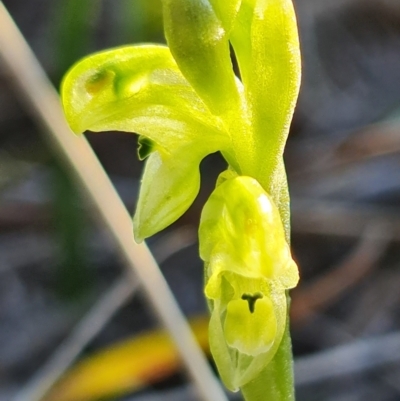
<box><xmin>61</xmin><ymin>0</ymin><xmax>301</xmax><ymax>398</ymax></box>
<box><xmin>200</xmin><ymin>175</ymin><xmax>298</xmax><ymax>390</ymax></box>
<box><xmin>61</xmin><ymin>0</ymin><xmax>300</xmax><ymax>241</ymax></box>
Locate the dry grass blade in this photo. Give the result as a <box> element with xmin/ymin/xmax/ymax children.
<box><xmin>291</xmin><ymin>222</ymin><xmax>390</xmax><ymax>325</ymax></box>
<box><xmin>295</xmin><ymin>330</ymin><xmax>400</xmax><ymax>386</ymax></box>
<box><xmin>13</xmin><ymin>226</ymin><xmax>197</xmax><ymax>401</ymax></box>
<box><xmin>14</xmin><ymin>277</ymin><xmax>138</xmax><ymax>401</ymax></box>
<box><xmin>292</xmin><ymin>199</ymin><xmax>400</xmax><ymax>240</ymax></box>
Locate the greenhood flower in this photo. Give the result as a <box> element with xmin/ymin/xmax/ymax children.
<box><xmin>61</xmin><ymin>0</ymin><xmax>300</xmax><ymax>242</ymax></box>
<box><xmin>200</xmin><ymin>175</ymin><xmax>298</xmax><ymax>390</ymax></box>
<box><xmin>61</xmin><ymin>0</ymin><xmax>301</xmax><ymax>395</ymax></box>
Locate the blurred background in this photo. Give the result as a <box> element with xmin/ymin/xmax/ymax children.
<box><xmin>1</xmin><ymin>0</ymin><xmax>400</xmax><ymax>400</ymax></box>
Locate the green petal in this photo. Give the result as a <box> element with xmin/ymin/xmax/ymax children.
<box><xmin>209</xmin><ymin>0</ymin><xmax>242</xmax><ymax>34</ymax></box>
<box><xmin>61</xmin><ymin>45</ymin><xmax>224</xmax><ymax>137</ymax></box>
<box><xmin>208</xmin><ymin>301</ymin><xmax>237</xmax><ymax>391</ymax></box>
<box><xmin>200</xmin><ymin>175</ymin><xmax>298</xmax><ymax>287</ymax></box>
<box><xmin>224</xmin><ymin>295</ymin><xmax>277</xmax><ymax>356</ymax></box>
<box><xmin>61</xmin><ymin>45</ymin><xmax>232</xmax><ymax>239</ymax></box>
<box><xmin>162</xmin><ymin>0</ymin><xmax>241</xmax><ymax>115</ymax></box>
<box><xmin>200</xmin><ymin>176</ymin><xmax>298</xmax><ymax>388</ymax></box>
<box><xmin>133</xmin><ymin>150</ymin><xmax>200</xmax><ymax>242</ymax></box>
<box><xmin>207</xmin><ymin>272</ymin><xmax>289</xmax><ymax>389</ymax></box>
<box><xmin>230</xmin><ymin>0</ymin><xmax>301</xmax><ymax>179</ymax></box>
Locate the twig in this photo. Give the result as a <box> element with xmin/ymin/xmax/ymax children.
<box><xmin>289</xmin><ymin>121</ymin><xmax>400</xmax><ymax>178</ymax></box>
<box><xmin>291</xmin><ymin>222</ymin><xmax>390</xmax><ymax>325</ymax></box>
<box><xmin>333</xmin><ymin>122</ymin><xmax>400</xmax><ymax>166</ymax></box>
<box><xmin>353</xmin><ymin>271</ymin><xmax>400</xmax><ymax>336</ymax></box>
<box><xmin>291</xmin><ymin>198</ymin><xmax>400</xmax><ymax>240</ymax></box>
<box><xmin>0</xmin><ymin>4</ymin><xmax>227</xmax><ymax>401</ymax></box>
<box><xmin>294</xmin><ymin>330</ymin><xmax>400</xmax><ymax>386</ymax></box>
<box><xmin>14</xmin><ymin>277</ymin><xmax>138</xmax><ymax>401</ymax></box>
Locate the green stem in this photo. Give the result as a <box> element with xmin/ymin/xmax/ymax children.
<box><xmin>240</xmin><ymin>295</ymin><xmax>295</xmax><ymax>401</ymax></box>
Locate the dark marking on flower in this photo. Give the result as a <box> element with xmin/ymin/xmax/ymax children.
<box><xmin>242</xmin><ymin>292</ymin><xmax>263</xmax><ymax>314</ymax></box>
<box><xmin>85</xmin><ymin>69</ymin><xmax>115</xmax><ymax>95</ymax></box>
<box><xmin>138</xmin><ymin>136</ymin><xmax>155</xmax><ymax>160</ymax></box>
